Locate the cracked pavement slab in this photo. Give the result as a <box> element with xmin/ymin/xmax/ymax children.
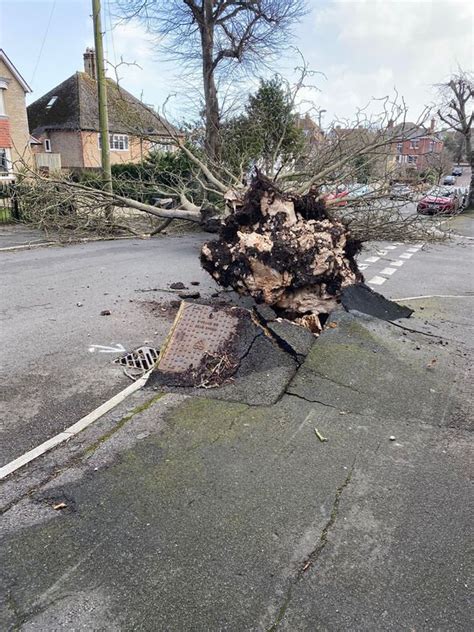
<box><xmin>1</xmin><ymin>307</ymin><xmax>472</xmax><ymax>630</ymax></box>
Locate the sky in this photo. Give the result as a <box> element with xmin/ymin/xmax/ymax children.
<box><xmin>1</xmin><ymin>0</ymin><xmax>473</xmax><ymax>128</ymax></box>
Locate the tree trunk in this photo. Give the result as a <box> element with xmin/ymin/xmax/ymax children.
<box><xmin>466</xmin><ymin>132</ymin><xmax>474</xmax><ymax>208</ymax></box>
<box><xmin>201</xmin><ymin>1</ymin><xmax>220</xmax><ymax>162</ymax></box>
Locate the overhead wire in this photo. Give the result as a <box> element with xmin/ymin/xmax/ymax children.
<box><xmin>106</xmin><ymin>0</ymin><xmax>118</xmax><ymax>68</ymax></box>
<box><xmin>30</xmin><ymin>0</ymin><xmax>57</xmax><ymax>87</ymax></box>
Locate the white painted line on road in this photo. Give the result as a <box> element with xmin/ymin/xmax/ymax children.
<box><xmin>368</xmin><ymin>275</ymin><xmax>387</xmax><ymax>285</ymax></box>
<box><xmin>391</xmin><ymin>260</ymin><xmax>404</xmax><ymax>267</ymax></box>
<box><xmin>407</xmin><ymin>247</ymin><xmax>420</xmax><ymax>253</ymax></box>
<box><xmin>377</xmin><ymin>250</ymin><xmax>388</xmax><ymax>256</ymax></box>
<box><xmin>380</xmin><ymin>267</ymin><xmax>396</xmax><ymax>276</ymax></box>
<box><xmin>365</xmin><ymin>256</ymin><xmax>380</xmax><ymax>263</ymax></box>
<box><xmin>385</xmin><ymin>245</ymin><xmax>397</xmax><ymax>250</ymax></box>
<box><xmin>393</xmin><ymin>294</ymin><xmax>473</xmax><ymax>301</ymax></box>
<box><xmin>0</xmin><ymin>235</ymin><xmax>142</xmax><ymax>254</ymax></box>
<box><xmin>400</xmin><ymin>253</ymin><xmax>413</xmax><ymax>259</ymax></box>
<box><xmin>88</xmin><ymin>343</ymin><xmax>126</xmax><ymax>354</ymax></box>
<box><xmin>0</xmin><ymin>242</ymin><xmax>58</xmax><ymax>252</ymax></box>
<box><xmin>0</xmin><ymin>370</ymin><xmax>153</xmax><ymax>480</ymax></box>
<box><xmin>358</xmin><ymin>263</ymin><xmax>369</xmax><ymax>270</ymax></box>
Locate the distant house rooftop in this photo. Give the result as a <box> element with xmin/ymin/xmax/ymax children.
<box><xmin>27</xmin><ymin>49</ymin><xmax>176</xmax><ymax>138</ymax></box>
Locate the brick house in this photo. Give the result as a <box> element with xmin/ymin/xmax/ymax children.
<box><xmin>28</xmin><ymin>49</ymin><xmax>179</xmax><ymax>171</ymax></box>
<box><xmin>0</xmin><ymin>49</ymin><xmax>33</xmax><ymax>179</ymax></box>
<box><xmin>391</xmin><ymin>120</ymin><xmax>444</xmax><ymax>172</ymax></box>
<box><xmin>295</xmin><ymin>113</ymin><xmax>324</xmax><ymax>147</ymax></box>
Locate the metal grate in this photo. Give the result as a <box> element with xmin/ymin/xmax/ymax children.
<box><xmin>114</xmin><ymin>346</ymin><xmax>159</xmax><ymax>380</ymax></box>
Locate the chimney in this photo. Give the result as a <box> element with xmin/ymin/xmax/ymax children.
<box><xmin>430</xmin><ymin>117</ymin><xmax>435</xmax><ymax>132</ymax></box>
<box><xmin>83</xmin><ymin>48</ymin><xmax>97</xmax><ymax>80</ymax></box>
<box><xmin>387</xmin><ymin>119</ymin><xmax>394</xmax><ymax>129</ymax></box>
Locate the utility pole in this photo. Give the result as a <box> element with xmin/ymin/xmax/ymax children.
<box><xmin>91</xmin><ymin>0</ymin><xmax>113</xmax><ymax>204</ymax></box>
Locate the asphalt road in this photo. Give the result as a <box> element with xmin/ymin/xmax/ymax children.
<box><xmin>1</xmin><ymin>199</ymin><xmax>472</xmax><ymax>467</ymax></box>
<box><xmin>0</xmin><ymin>234</ymin><xmax>220</xmax><ymax>465</ymax></box>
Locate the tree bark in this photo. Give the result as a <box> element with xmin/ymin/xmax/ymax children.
<box><xmin>466</xmin><ymin>131</ymin><xmax>474</xmax><ymax>208</ymax></box>
<box><xmin>201</xmin><ymin>0</ymin><xmax>220</xmax><ymax>162</ymax></box>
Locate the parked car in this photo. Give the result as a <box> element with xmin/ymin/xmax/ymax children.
<box><xmin>417</xmin><ymin>187</ymin><xmax>460</xmax><ymax>215</ymax></box>
<box><xmin>452</xmin><ymin>166</ymin><xmax>463</xmax><ymax>176</ymax></box>
<box><xmin>389</xmin><ymin>183</ymin><xmax>412</xmax><ymax>200</ymax></box>
<box><xmin>346</xmin><ymin>183</ymin><xmax>376</xmax><ymax>200</ymax></box>
<box><xmin>443</xmin><ymin>175</ymin><xmax>456</xmax><ymax>185</ymax></box>
<box><xmin>323</xmin><ymin>184</ymin><xmax>348</xmax><ymax>207</ymax></box>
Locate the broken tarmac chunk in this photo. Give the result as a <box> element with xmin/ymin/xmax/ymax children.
<box><xmin>341</xmin><ymin>283</ymin><xmax>413</xmax><ymax>321</ymax></box>
<box><xmin>178</xmin><ymin>291</ymin><xmax>201</xmax><ymax>299</ymax></box>
<box><xmin>170</xmin><ymin>282</ymin><xmax>186</xmax><ymax>290</ymax></box>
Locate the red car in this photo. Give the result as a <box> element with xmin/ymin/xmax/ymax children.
<box><xmin>417</xmin><ymin>187</ymin><xmax>460</xmax><ymax>215</ymax></box>
<box><xmin>323</xmin><ymin>185</ymin><xmax>348</xmax><ymax>207</ymax></box>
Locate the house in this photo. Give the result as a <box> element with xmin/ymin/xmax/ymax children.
<box><xmin>28</xmin><ymin>49</ymin><xmax>179</xmax><ymax>171</ymax></box>
<box><xmin>0</xmin><ymin>49</ymin><xmax>33</xmax><ymax>179</ymax></box>
<box><xmin>389</xmin><ymin>119</ymin><xmax>443</xmax><ymax>172</ymax></box>
<box><xmin>295</xmin><ymin>113</ymin><xmax>324</xmax><ymax>147</ymax></box>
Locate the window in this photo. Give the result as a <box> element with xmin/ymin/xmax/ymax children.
<box><xmin>110</xmin><ymin>134</ymin><xmax>129</xmax><ymax>150</ymax></box>
<box><xmin>429</xmin><ymin>140</ymin><xmax>435</xmax><ymax>152</ymax></box>
<box><xmin>45</xmin><ymin>96</ymin><xmax>58</xmax><ymax>110</ymax></box>
<box><xmin>407</xmin><ymin>155</ymin><xmax>417</xmax><ymax>164</ymax></box>
<box><xmin>98</xmin><ymin>133</ymin><xmax>129</xmax><ymax>151</ymax></box>
<box><xmin>149</xmin><ymin>141</ymin><xmax>173</xmax><ymax>153</ymax></box>
<box><xmin>397</xmin><ymin>142</ymin><xmax>403</xmax><ymax>153</ymax></box>
<box><xmin>0</xmin><ymin>148</ymin><xmax>11</xmax><ymax>174</ymax></box>
<box><xmin>44</xmin><ymin>138</ymin><xmax>51</xmax><ymax>152</ymax></box>
<box><xmin>410</xmin><ymin>140</ymin><xmax>419</xmax><ymax>149</ymax></box>
<box><xmin>0</xmin><ymin>89</ymin><xmax>5</xmax><ymax>116</ymax></box>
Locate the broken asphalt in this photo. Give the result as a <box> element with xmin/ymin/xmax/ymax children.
<box><xmin>1</xmin><ymin>269</ymin><xmax>472</xmax><ymax>631</ymax></box>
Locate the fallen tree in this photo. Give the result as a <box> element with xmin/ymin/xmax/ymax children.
<box><xmin>201</xmin><ymin>172</ymin><xmax>363</xmax><ymax>333</ymax></box>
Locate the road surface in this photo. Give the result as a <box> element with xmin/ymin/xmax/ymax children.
<box><xmin>1</xmin><ymin>202</ymin><xmax>472</xmax><ymax>467</ymax></box>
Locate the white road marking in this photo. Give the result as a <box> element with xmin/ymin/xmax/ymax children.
<box><xmin>400</xmin><ymin>253</ymin><xmax>413</xmax><ymax>259</ymax></box>
<box><xmin>380</xmin><ymin>267</ymin><xmax>396</xmax><ymax>276</ymax></box>
<box><xmin>88</xmin><ymin>343</ymin><xmax>126</xmax><ymax>354</ymax></box>
<box><xmin>365</xmin><ymin>256</ymin><xmax>380</xmax><ymax>263</ymax></box>
<box><xmin>391</xmin><ymin>260</ymin><xmax>404</xmax><ymax>267</ymax></box>
<box><xmin>407</xmin><ymin>247</ymin><xmax>420</xmax><ymax>253</ymax></box>
<box><xmin>368</xmin><ymin>275</ymin><xmax>387</xmax><ymax>285</ymax></box>
<box><xmin>385</xmin><ymin>245</ymin><xmax>397</xmax><ymax>250</ymax></box>
<box><xmin>0</xmin><ymin>370</ymin><xmax>154</xmax><ymax>480</ymax></box>
<box><xmin>377</xmin><ymin>250</ymin><xmax>387</xmax><ymax>256</ymax></box>
<box><xmin>393</xmin><ymin>294</ymin><xmax>474</xmax><ymax>301</ymax></box>
<box><xmin>358</xmin><ymin>263</ymin><xmax>369</xmax><ymax>270</ymax></box>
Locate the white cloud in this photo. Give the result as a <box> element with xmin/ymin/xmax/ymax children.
<box><xmin>95</xmin><ymin>1</ymin><xmax>472</xmax><ymax>126</ymax></box>
<box><xmin>302</xmin><ymin>0</ymin><xmax>474</xmax><ymax>123</ymax></box>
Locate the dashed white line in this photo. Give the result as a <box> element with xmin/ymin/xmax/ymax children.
<box><xmin>377</xmin><ymin>250</ymin><xmax>388</xmax><ymax>256</ymax></box>
<box><xmin>365</xmin><ymin>256</ymin><xmax>380</xmax><ymax>263</ymax></box>
<box><xmin>358</xmin><ymin>263</ymin><xmax>369</xmax><ymax>270</ymax></box>
<box><xmin>380</xmin><ymin>267</ymin><xmax>396</xmax><ymax>276</ymax></box>
<box><xmin>368</xmin><ymin>275</ymin><xmax>387</xmax><ymax>285</ymax></box>
<box><xmin>385</xmin><ymin>245</ymin><xmax>397</xmax><ymax>250</ymax></box>
<box><xmin>400</xmin><ymin>253</ymin><xmax>413</xmax><ymax>259</ymax></box>
<box><xmin>391</xmin><ymin>260</ymin><xmax>404</xmax><ymax>267</ymax></box>
<box><xmin>407</xmin><ymin>247</ymin><xmax>420</xmax><ymax>253</ymax></box>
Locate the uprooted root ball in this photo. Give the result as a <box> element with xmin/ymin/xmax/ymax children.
<box><xmin>201</xmin><ymin>174</ymin><xmax>363</xmax><ymax>333</ymax></box>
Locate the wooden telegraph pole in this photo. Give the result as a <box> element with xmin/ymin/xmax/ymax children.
<box><xmin>91</xmin><ymin>0</ymin><xmax>113</xmax><ymax>211</ymax></box>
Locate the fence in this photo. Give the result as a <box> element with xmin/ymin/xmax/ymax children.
<box><xmin>0</xmin><ymin>181</ymin><xmax>22</xmax><ymax>224</ymax></box>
